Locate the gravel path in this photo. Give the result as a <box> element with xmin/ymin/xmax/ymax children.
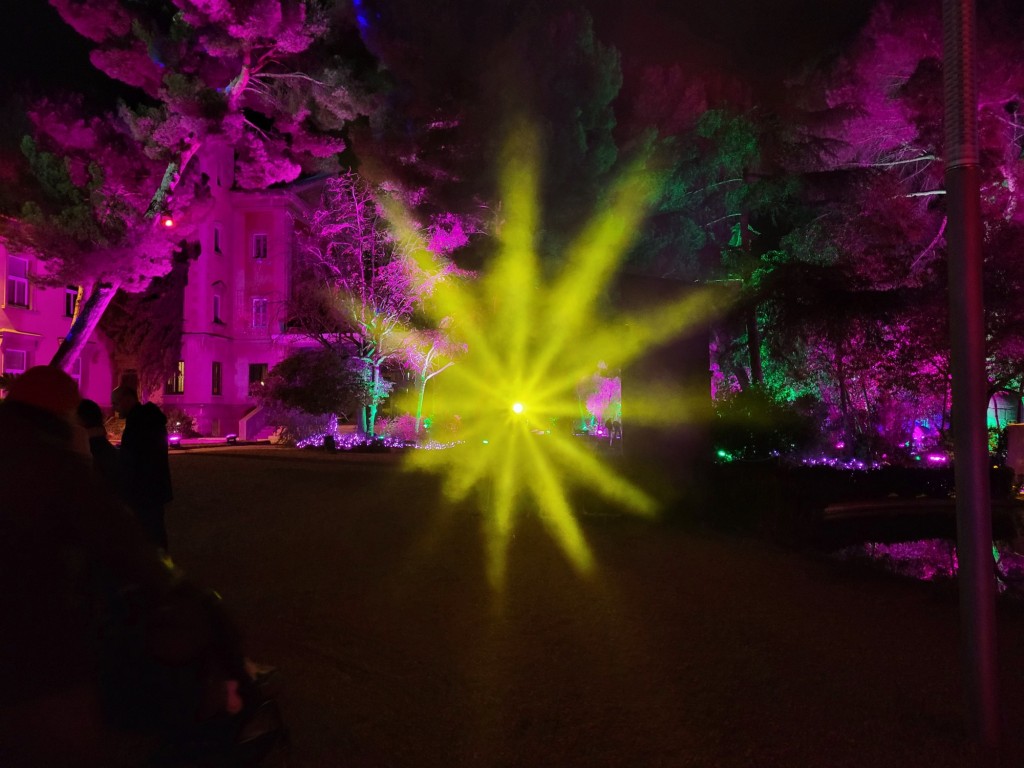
<box><xmin>168</xmin><ymin>448</ymin><xmax>1024</xmax><ymax>767</ymax></box>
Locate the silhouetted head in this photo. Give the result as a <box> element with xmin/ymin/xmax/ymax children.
<box><xmin>77</xmin><ymin>398</ymin><xmax>106</xmax><ymax>430</ymax></box>
<box><xmin>111</xmin><ymin>385</ymin><xmax>140</xmax><ymax>418</ymax></box>
<box><xmin>6</xmin><ymin>365</ymin><xmax>80</xmax><ymax>419</ymax></box>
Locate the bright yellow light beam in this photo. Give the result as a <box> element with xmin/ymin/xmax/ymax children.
<box><xmin>522</xmin><ymin>431</ymin><xmax>595</xmax><ymax>574</ymax></box>
<box><xmin>388</xmin><ymin>122</ymin><xmax>729</xmax><ymax>589</ymax></box>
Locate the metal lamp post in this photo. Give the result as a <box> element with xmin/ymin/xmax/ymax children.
<box><xmin>942</xmin><ymin>0</ymin><xmax>1000</xmax><ymax>749</ymax></box>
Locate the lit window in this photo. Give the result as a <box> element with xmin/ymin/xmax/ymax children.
<box><xmin>212</xmin><ymin>361</ymin><xmax>222</xmax><ymax>396</ymax></box>
<box><xmin>165</xmin><ymin>360</ymin><xmax>185</xmax><ymax>395</ymax></box>
<box><xmin>252</xmin><ymin>233</ymin><xmax>268</xmax><ymax>260</ymax></box>
<box><xmin>2</xmin><ymin>349</ymin><xmax>27</xmax><ymax>376</ymax></box>
<box><xmin>65</xmin><ymin>287</ymin><xmax>79</xmax><ymax>318</ymax></box>
<box><xmin>6</xmin><ymin>256</ymin><xmax>28</xmax><ymax>307</ymax></box>
<box><xmin>252</xmin><ymin>297</ymin><xmax>268</xmax><ymax>328</ymax></box>
<box><xmin>248</xmin><ymin>362</ymin><xmax>268</xmax><ymax>387</ymax></box>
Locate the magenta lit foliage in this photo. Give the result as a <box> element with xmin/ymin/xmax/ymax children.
<box><xmin>300</xmin><ymin>173</ymin><xmax>463</xmax><ymax>331</ymax></box>
<box><xmin>584</xmin><ymin>375</ymin><xmax>621</xmax><ymax>426</ymax></box>
<box><xmin>572</xmin><ymin>366</ymin><xmax>621</xmax><ymax>433</ymax></box>
<box><xmin>291</xmin><ymin>172</ymin><xmax>465</xmax><ymax>436</ymax></box>
<box><xmin>838</xmin><ymin>539</ymin><xmax>1024</xmax><ymax>596</ymax></box>
<box><xmin>826</xmin><ymin>0</ymin><xmax>1024</xmax><ymax>227</ymax></box>
<box><xmin>377</xmin><ymin>414</ymin><xmax>419</xmax><ymax>442</ymax></box>
<box><xmin>49</xmin><ymin>0</ymin><xmax>370</xmax><ymax>190</ymax></box>
<box><xmin>10</xmin><ymin>97</ymin><xmax>202</xmax><ymax>292</ymax></box>
<box><xmin>427</xmin><ymin>213</ymin><xmax>469</xmax><ymax>255</ymax></box>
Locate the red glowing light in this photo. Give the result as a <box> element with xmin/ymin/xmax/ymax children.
<box><xmin>162</xmin><ymin>217</ymin><xmax>175</xmax><ymax>228</ymax></box>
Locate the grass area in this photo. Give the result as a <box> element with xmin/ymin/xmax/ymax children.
<box><xmin>168</xmin><ymin>447</ymin><xmax>1024</xmax><ymax>767</ymax></box>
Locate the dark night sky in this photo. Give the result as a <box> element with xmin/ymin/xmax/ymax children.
<box><xmin>0</xmin><ymin>2</ymin><xmax>100</xmax><ymax>97</ymax></box>
<box><xmin>590</xmin><ymin>0</ymin><xmax>876</xmax><ymax>93</ymax></box>
<box><xmin>0</xmin><ymin>0</ymin><xmax>877</xmax><ymax>106</ymax></box>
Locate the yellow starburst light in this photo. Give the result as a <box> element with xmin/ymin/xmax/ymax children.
<box><xmin>392</xmin><ymin>125</ymin><xmax>725</xmax><ymax>590</ymax></box>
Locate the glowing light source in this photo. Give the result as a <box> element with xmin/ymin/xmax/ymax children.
<box><xmin>385</xmin><ymin>122</ymin><xmax>726</xmax><ymax>590</ymax></box>
<box><xmin>161</xmin><ymin>216</ymin><xmax>175</xmax><ymax>228</ymax></box>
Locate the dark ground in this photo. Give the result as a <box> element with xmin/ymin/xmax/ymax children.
<box><xmin>167</xmin><ymin>447</ymin><xmax>1024</xmax><ymax>767</ymax></box>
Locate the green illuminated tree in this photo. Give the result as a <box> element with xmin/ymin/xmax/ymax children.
<box><xmin>402</xmin><ymin>320</ymin><xmax>465</xmax><ymax>434</ymax></box>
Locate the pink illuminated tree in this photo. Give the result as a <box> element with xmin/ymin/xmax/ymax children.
<box><xmin>736</xmin><ymin>0</ymin><xmax>1024</xmax><ymax>453</ymax></box>
<box><xmin>0</xmin><ymin>97</ymin><xmax>203</xmax><ymax>361</ymax></box>
<box><xmin>11</xmin><ymin>0</ymin><xmax>373</xmax><ymax>372</ymax></box>
<box><xmin>291</xmin><ymin>172</ymin><xmax>462</xmax><ymax>436</ymax></box>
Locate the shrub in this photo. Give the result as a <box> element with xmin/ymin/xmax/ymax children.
<box><xmin>164</xmin><ymin>407</ymin><xmax>200</xmax><ymax>437</ymax></box>
<box><xmin>257</xmin><ymin>348</ymin><xmax>363</xmax><ymax>416</ymax></box>
<box><xmin>261</xmin><ymin>407</ymin><xmax>336</xmax><ymax>446</ymax></box>
<box><xmin>711</xmin><ymin>387</ymin><xmax>815</xmax><ymax>461</ymax></box>
<box><xmin>378</xmin><ymin>413</ymin><xmax>418</xmax><ymax>442</ymax></box>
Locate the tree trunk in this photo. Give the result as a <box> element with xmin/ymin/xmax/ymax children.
<box><xmin>414</xmin><ymin>375</ymin><xmax>427</xmax><ymax>434</ymax></box>
<box><xmin>49</xmin><ymin>281</ymin><xmax>120</xmax><ymax>373</ymax></box>
<box><xmin>940</xmin><ymin>372</ymin><xmax>952</xmax><ymax>437</ymax></box>
<box><xmin>836</xmin><ymin>348</ymin><xmax>851</xmax><ymax>439</ymax></box>
<box><xmin>746</xmin><ymin>307</ymin><xmax>763</xmax><ymax>387</ymax></box>
<box><xmin>52</xmin><ymin>143</ymin><xmax>201</xmax><ymax>372</ymax></box>
<box><xmin>366</xmin><ymin>363</ymin><xmax>382</xmax><ymax>437</ymax></box>
<box><xmin>738</xmin><ymin>210</ymin><xmax>763</xmax><ymax>388</ymax></box>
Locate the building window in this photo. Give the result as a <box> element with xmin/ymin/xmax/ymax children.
<box><xmin>213</xmin><ymin>225</ymin><xmax>223</xmax><ymax>254</ymax></box>
<box><xmin>248</xmin><ymin>363</ymin><xmax>268</xmax><ymax>386</ymax></box>
<box><xmin>252</xmin><ymin>233</ymin><xmax>268</xmax><ymax>260</ymax></box>
<box><xmin>252</xmin><ymin>297</ymin><xmax>268</xmax><ymax>328</ymax></box>
<box><xmin>248</xmin><ymin>363</ymin><xmax>268</xmax><ymax>396</ymax></box>
<box><xmin>2</xmin><ymin>348</ymin><xmax>27</xmax><ymax>376</ymax></box>
<box><xmin>212</xmin><ymin>361</ymin><xmax>222</xmax><ymax>396</ymax></box>
<box><xmin>213</xmin><ymin>293</ymin><xmax>222</xmax><ymax>323</ymax></box>
<box><xmin>165</xmin><ymin>360</ymin><xmax>185</xmax><ymax>395</ymax></box>
<box><xmin>6</xmin><ymin>256</ymin><xmax>28</xmax><ymax>307</ymax></box>
<box><xmin>65</xmin><ymin>287</ymin><xmax>79</xmax><ymax>318</ymax></box>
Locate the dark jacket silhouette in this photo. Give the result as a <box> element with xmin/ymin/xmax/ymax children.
<box><xmin>77</xmin><ymin>398</ymin><xmax>120</xmax><ymax>491</ymax></box>
<box><xmin>88</xmin><ymin>432</ymin><xmax>121</xmax><ymax>490</ymax></box>
<box><xmin>3</xmin><ymin>370</ymin><xmax>264</xmax><ymax>766</ymax></box>
<box><xmin>0</xmin><ymin>387</ymin><xmax>176</xmax><ymax>767</ymax></box>
<box><xmin>120</xmin><ymin>402</ymin><xmax>173</xmax><ymax>508</ymax></box>
<box><xmin>117</xmin><ymin>400</ymin><xmax>173</xmax><ymax>551</ymax></box>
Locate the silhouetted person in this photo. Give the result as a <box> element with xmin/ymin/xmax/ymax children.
<box><xmin>0</xmin><ymin>366</ymin><xmax>177</xmax><ymax>767</ymax></box>
<box><xmin>112</xmin><ymin>385</ymin><xmax>173</xmax><ymax>552</ymax></box>
<box><xmin>2</xmin><ymin>369</ymin><xmax>277</xmax><ymax>766</ymax></box>
<box><xmin>76</xmin><ymin>398</ymin><xmax>119</xmax><ymax>491</ymax></box>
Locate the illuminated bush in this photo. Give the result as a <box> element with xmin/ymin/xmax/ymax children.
<box><xmin>377</xmin><ymin>414</ymin><xmax>419</xmax><ymax>443</ymax></box>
